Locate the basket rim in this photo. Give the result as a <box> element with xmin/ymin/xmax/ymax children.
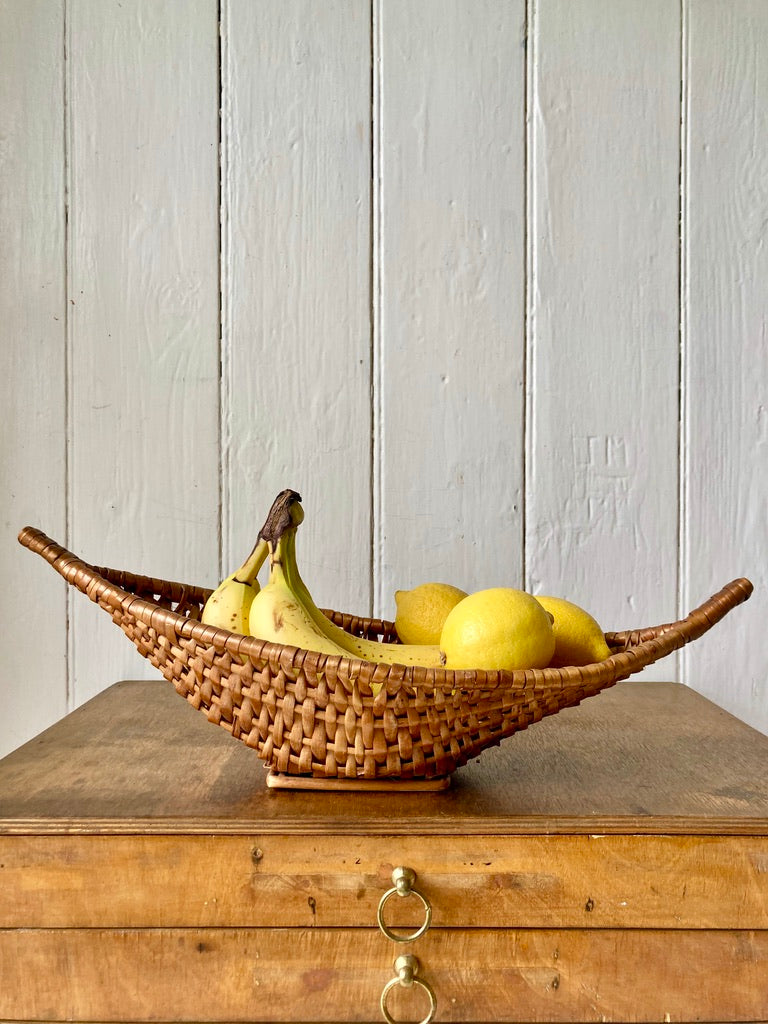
<box><xmin>18</xmin><ymin>525</ymin><xmax>753</xmax><ymax>695</ymax></box>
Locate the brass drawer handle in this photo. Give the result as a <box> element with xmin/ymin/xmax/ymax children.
<box><xmin>380</xmin><ymin>953</ymin><xmax>437</xmax><ymax>1024</ymax></box>
<box><xmin>377</xmin><ymin>866</ymin><xmax>432</xmax><ymax>942</ymax></box>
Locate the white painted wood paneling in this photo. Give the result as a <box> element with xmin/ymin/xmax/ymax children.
<box><xmin>376</xmin><ymin>0</ymin><xmax>527</xmax><ymax>617</ymax></box>
<box><xmin>0</xmin><ymin>1</ymin><xmax>68</xmax><ymax>755</ymax></box>
<box><xmin>684</xmin><ymin>0</ymin><xmax>768</xmax><ymax>733</ymax></box>
<box><xmin>2</xmin><ymin>1</ymin><xmax>766</xmax><ymax>759</ymax></box>
<box><xmin>66</xmin><ymin>0</ymin><xmax>221</xmax><ymax>705</ymax></box>
<box><xmin>222</xmin><ymin>0</ymin><xmax>372</xmax><ymax>614</ymax></box>
<box><xmin>527</xmin><ymin>0</ymin><xmax>682</xmax><ymax>678</ymax></box>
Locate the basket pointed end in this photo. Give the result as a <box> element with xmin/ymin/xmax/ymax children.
<box><xmin>18</xmin><ymin>526</ymin><xmax>49</xmax><ymax>551</ymax></box>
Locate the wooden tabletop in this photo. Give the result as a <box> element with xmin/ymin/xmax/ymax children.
<box><xmin>1</xmin><ymin>678</ymin><xmax>767</xmax><ymax>836</ymax></box>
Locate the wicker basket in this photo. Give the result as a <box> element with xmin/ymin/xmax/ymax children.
<box><xmin>18</xmin><ymin>526</ymin><xmax>753</xmax><ymax>788</ymax></box>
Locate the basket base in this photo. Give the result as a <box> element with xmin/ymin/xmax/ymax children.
<box><xmin>265</xmin><ymin>770</ymin><xmax>452</xmax><ymax>793</ymax></box>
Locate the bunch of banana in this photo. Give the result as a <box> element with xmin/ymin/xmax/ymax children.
<box><xmin>245</xmin><ymin>489</ymin><xmax>442</xmax><ymax>668</ymax></box>
<box><xmin>201</xmin><ymin>535</ymin><xmax>270</xmax><ymax>634</ymax></box>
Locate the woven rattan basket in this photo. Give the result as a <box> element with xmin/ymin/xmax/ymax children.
<box><xmin>19</xmin><ymin>525</ymin><xmax>753</xmax><ymax>789</ymax></box>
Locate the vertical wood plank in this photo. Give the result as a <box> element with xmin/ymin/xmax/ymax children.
<box><xmin>222</xmin><ymin>0</ymin><xmax>372</xmax><ymax>613</ymax></box>
<box><xmin>685</xmin><ymin>0</ymin><xmax>768</xmax><ymax>733</ymax></box>
<box><xmin>0</xmin><ymin>1</ymin><xmax>68</xmax><ymax>758</ymax></box>
<box><xmin>377</xmin><ymin>0</ymin><xmax>527</xmax><ymax>615</ymax></box>
<box><xmin>528</xmin><ymin>0</ymin><xmax>681</xmax><ymax>677</ymax></box>
<box><xmin>67</xmin><ymin>0</ymin><xmax>221</xmax><ymax>705</ymax></box>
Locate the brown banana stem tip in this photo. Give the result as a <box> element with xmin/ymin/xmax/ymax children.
<box><xmin>258</xmin><ymin>489</ymin><xmax>302</xmax><ymax>547</ymax></box>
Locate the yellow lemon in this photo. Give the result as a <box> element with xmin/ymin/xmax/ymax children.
<box><xmin>394</xmin><ymin>582</ymin><xmax>469</xmax><ymax>645</ymax></box>
<box><xmin>440</xmin><ymin>588</ymin><xmax>555</xmax><ymax>671</ymax></box>
<box><xmin>535</xmin><ymin>595</ymin><xmax>612</xmax><ymax>667</ymax></box>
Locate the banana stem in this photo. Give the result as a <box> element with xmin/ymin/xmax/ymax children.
<box><xmin>232</xmin><ymin>536</ymin><xmax>270</xmax><ymax>585</ymax></box>
<box><xmin>258</xmin><ymin>489</ymin><xmax>303</xmax><ymax>548</ymax></box>
<box><xmin>274</xmin><ymin>526</ymin><xmax>301</xmax><ymax>590</ymax></box>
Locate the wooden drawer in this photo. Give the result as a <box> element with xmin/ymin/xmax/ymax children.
<box><xmin>2</xmin><ymin>832</ymin><xmax>768</xmax><ymax>931</ymax></box>
<box><xmin>0</xmin><ymin>926</ymin><xmax>767</xmax><ymax>1022</ymax></box>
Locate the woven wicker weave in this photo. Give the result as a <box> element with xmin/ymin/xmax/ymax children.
<box><xmin>18</xmin><ymin>526</ymin><xmax>752</xmax><ymax>783</ymax></box>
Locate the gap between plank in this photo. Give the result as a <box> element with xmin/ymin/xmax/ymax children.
<box><xmin>523</xmin><ymin>0</ymin><xmax>537</xmax><ymax>594</ymax></box>
<box><xmin>63</xmin><ymin>0</ymin><xmax>73</xmax><ymax>713</ymax></box>
<box><xmin>218</xmin><ymin>0</ymin><xmax>232</xmax><ymax>581</ymax></box>
<box><xmin>677</xmin><ymin>0</ymin><xmax>691</xmax><ymax>686</ymax></box>
<box><xmin>370</xmin><ymin>0</ymin><xmax>384</xmax><ymax>618</ymax></box>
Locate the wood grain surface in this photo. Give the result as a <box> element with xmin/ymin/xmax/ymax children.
<box><xmin>1</xmin><ymin>678</ymin><xmax>767</xmax><ymax>834</ymax></box>
<box><xmin>1</xmin><ymin>925</ymin><xmax>767</xmax><ymax>1022</ymax></box>
<box><xmin>2</xmin><ymin>676</ymin><xmax>767</xmax><ymax>1024</ymax></box>
<box><xmin>2</xmin><ymin>830</ymin><xmax>767</xmax><ymax>930</ymax></box>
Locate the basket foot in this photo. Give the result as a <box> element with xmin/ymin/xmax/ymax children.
<box><xmin>265</xmin><ymin>769</ymin><xmax>452</xmax><ymax>792</ymax></box>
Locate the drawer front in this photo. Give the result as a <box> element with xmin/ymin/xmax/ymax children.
<box><xmin>2</xmin><ymin>832</ymin><xmax>768</xmax><ymax>929</ymax></box>
<box><xmin>1</xmin><ymin>926</ymin><xmax>767</xmax><ymax>1022</ymax></box>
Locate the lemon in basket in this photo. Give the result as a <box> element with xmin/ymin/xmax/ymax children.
<box><xmin>394</xmin><ymin>582</ymin><xmax>468</xmax><ymax>645</ymax></box>
<box><xmin>535</xmin><ymin>595</ymin><xmax>612</xmax><ymax>667</ymax></box>
<box><xmin>440</xmin><ymin>588</ymin><xmax>555</xmax><ymax>671</ymax></box>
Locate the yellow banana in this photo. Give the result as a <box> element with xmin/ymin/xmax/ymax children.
<box><xmin>201</xmin><ymin>536</ymin><xmax>270</xmax><ymax>634</ymax></box>
<box><xmin>248</xmin><ymin>575</ymin><xmax>350</xmax><ymax>657</ymax></box>
<box><xmin>267</xmin><ymin>491</ymin><xmax>443</xmax><ymax>669</ymax></box>
<box><xmin>247</xmin><ymin>514</ymin><xmax>349</xmax><ymax>657</ymax></box>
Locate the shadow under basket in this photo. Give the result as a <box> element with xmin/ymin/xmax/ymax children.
<box><xmin>18</xmin><ymin>527</ymin><xmax>753</xmax><ymax>791</ymax></box>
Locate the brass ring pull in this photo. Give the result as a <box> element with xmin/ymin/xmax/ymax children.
<box><xmin>376</xmin><ymin>866</ymin><xmax>432</xmax><ymax>942</ymax></box>
<box><xmin>380</xmin><ymin>953</ymin><xmax>437</xmax><ymax>1024</ymax></box>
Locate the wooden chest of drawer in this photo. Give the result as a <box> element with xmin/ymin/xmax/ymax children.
<box><xmin>1</xmin><ymin>678</ymin><xmax>767</xmax><ymax>1022</ymax></box>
